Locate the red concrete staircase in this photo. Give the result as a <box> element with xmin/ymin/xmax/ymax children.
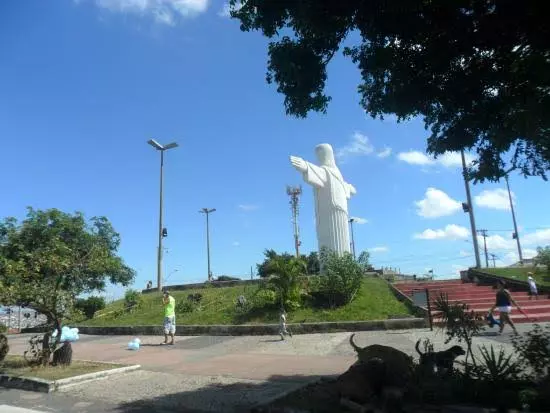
<box><xmin>393</xmin><ymin>279</ymin><xmax>550</xmax><ymax>324</ymax></box>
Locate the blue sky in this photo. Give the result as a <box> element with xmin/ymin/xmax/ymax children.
<box><xmin>2</xmin><ymin>0</ymin><xmax>549</xmax><ymax>299</ymax></box>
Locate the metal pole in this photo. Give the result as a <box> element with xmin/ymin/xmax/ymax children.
<box><xmin>206</xmin><ymin>211</ymin><xmax>211</xmax><ymax>281</ymax></box>
<box><xmin>157</xmin><ymin>150</ymin><xmax>164</xmax><ymax>292</ymax></box>
<box><xmin>200</xmin><ymin>208</ymin><xmax>216</xmax><ymax>281</ymax></box>
<box><xmin>478</xmin><ymin>229</ymin><xmax>489</xmax><ymax>268</ymax></box>
<box><xmin>461</xmin><ymin>150</ymin><xmax>482</xmax><ymax>268</ymax></box>
<box><xmin>505</xmin><ymin>175</ymin><xmax>523</xmax><ymax>264</ymax></box>
<box><xmin>349</xmin><ymin>218</ymin><xmax>356</xmax><ymax>260</ymax></box>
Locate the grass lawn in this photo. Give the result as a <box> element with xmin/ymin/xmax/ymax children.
<box><xmin>0</xmin><ymin>355</ymin><xmax>124</xmax><ymax>381</ymax></box>
<box><xmin>80</xmin><ymin>277</ymin><xmax>412</xmax><ymax>327</ymax></box>
<box><xmin>480</xmin><ymin>267</ymin><xmax>550</xmax><ymax>286</ymax></box>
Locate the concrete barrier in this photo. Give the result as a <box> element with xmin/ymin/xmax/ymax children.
<box><xmin>22</xmin><ymin>318</ymin><xmax>427</xmax><ymax>336</ymax></box>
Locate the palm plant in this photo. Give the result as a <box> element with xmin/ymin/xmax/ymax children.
<box><xmin>265</xmin><ymin>256</ymin><xmax>306</xmax><ymax>310</ymax></box>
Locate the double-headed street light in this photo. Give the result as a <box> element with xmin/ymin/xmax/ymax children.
<box><xmin>148</xmin><ymin>139</ymin><xmax>178</xmax><ymax>292</ymax></box>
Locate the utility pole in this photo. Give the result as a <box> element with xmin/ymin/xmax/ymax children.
<box><xmin>505</xmin><ymin>175</ymin><xmax>523</xmax><ymax>265</ymax></box>
<box><xmin>147</xmin><ymin>139</ymin><xmax>179</xmax><ymax>292</ymax></box>
<box><xmin>199</xmin><ymin>208</ymin><xmax>216</xmax><ymax>281</ymax></box>
<box><xmin>489</xmin><ymin>253</ymin><xmax>498</xmax><ymax>268</ymax></box>
<box><xmin>477</xmin><ymin>229</ymin><xmax>490</xmax><ymax>268</ymax></box>
<box><xmin>286</xmin><ymin>186</ymin><xmax>302</xmax><ymax>258</ymax></box>
<box><xmin>460</xmin><ymin>150</ymin><xmax>482</xmax><ymax>268</ymax></box>
<box><xmin>349</xmin><ymin>218</ymin><xmax>357</xmax><ymax>260</ymax></box>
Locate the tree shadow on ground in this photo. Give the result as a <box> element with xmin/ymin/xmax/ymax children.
<box><xmin>113</xmin><ymin>373</ymin><xmax>335</xmax><ymax>413</ymax></box>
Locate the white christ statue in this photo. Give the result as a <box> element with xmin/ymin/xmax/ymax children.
<box><xmin>290</xmin><ymin>143</ymin><xmax>356</xmax><ymax>256</ymax></box>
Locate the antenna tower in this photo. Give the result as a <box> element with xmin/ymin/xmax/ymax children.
<box><xmin>286</xmin><ymin>185</ymin><xmax>302</xmax><ymax>258</ymax></box>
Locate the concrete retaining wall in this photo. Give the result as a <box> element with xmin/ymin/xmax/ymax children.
<box><xmin>22</xmin><ymin>318</ymin><xmax>427</xmax><ymax>336</ymax></box>
<box><xmin>467</xmin><ymin>269</ymin><xmax>550</xmax><ymax>296</ymax></box>
<box><xmin>142</xmin><ymin>278</ymin><xmax>262</xmax><ymax>294</ymax></box>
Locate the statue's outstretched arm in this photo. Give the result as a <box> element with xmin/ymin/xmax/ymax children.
<box><xmin>290</xmin><ymin>156</ymin><xmax>326</xmax><ymax>187</ymax></box>
<box><xmin>348</xmin><ymin>184</ymin><xmax>357</xmax><ymax>196</ymax></box>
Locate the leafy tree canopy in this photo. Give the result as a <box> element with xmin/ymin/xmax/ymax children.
<box><xmin>231</xmin><ymin>0</ymin><xmax>550</xmax><ymax>182</ymax></box>
<box><xmin>257</xmin><ymin>249</ymin><xmax>320</xmax><ymax>277</ymax></box>
<box><xmin>0</xmin><ymin>208</ymin><xmax>135</xmax><ymax>330</ymax></box>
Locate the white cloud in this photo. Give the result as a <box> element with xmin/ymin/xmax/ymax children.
<box><xmin>350</xmin><ymin>216</ymin><xmax>368</xmax><ymax>224</ymax></box>
<box><xmin>232</xmin><ymin>241</ymin><xmax>240</xmax><ymax>247</ymax></box>
<box><xmin>369</xmin><ymin>246</ymin><xmax>389</xmax><ymax>253</ymax></box>
<box><xmin>377</xmin><ymin>147</ymin><xmax>392</xmax><ymax>158</ymax></box>
<box><xmin>336</xmin><ymin>132</ymin><xmax>374</xmax><ymax>161</ymax></box>
<box><xmin>397</xmin><ymin>150</ymin><xmax>474</xmax><ymax>169</ymax></box>
<box><xmin>414</xmin><ymin>188</ymin><xmax>462</xmax><ymax>218</ymax></box>
<box><xmin>84</xmin><ymin>0</ymin><xmax>208</xmax><ymax>24</ymax></box>
<box><xmin>480</xmin><ymin>229</ymin><xmax>550</xmax><ymax>253</ymax></box>
<box><xmin>219</xmin><ymin>0</ymin><xmax>243</xmax><ymax>17</ymax></box>
<box><xmin>414</xmin><ymin>224</ymin><xmax>470</xmax><ymax>240</ymax></box>
<box><xmin>474</xmin><ymin>188</ymin><xmax>514</xmax><ymax>211</ymax></box>
<box><xmin>238</xmin><ymin>204</ymin><xmax>258</xmax><ymax>211</ymax></box>
<box><xmin>522</xmin><ymin>228</ymin><xmax>550</xmax><ymax>247</ymax></box>
<box><xmin>459</xmin><ymin>250</ymin><xmax>471</xmax><ymax>257</ymax></box>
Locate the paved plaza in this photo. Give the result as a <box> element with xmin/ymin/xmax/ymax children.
<box><xmin>1</xmin><ymin>324</ymin><xmax>541</xmax><ymax>412</ymax></box>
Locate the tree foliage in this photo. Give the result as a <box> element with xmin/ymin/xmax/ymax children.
<box><xmin>534</xmin><ymin>246</ymin><xmax>550</xmax><ymax>271</ymax></box>
<box><xmin>315</xmin><ymin>247</ymin><xmax>367</xmax><ymax>307</ymax></box>
<box><xmin>257</xmin><ymin>249</ymin><xmax>320</xmax><ymax>278</ymax></box>
<box><xmin>230</xmin><ymin>0</ymin><xmax>550</xmax><ymax>182</ymax></box>
<box><xmin>264</xmin><ymin>255</ymin><xmax>306</xmax><ymax>309</ymax></box>
<box><xmin>0</xmin><ymin>208</ymin><xmax>135</xmax><ymax>363</ymax></box>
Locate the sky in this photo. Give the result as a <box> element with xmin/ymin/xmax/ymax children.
<box><xmin>1</xmin><ymin>0</ymin><xmax>550</xmax><ymax>300</ymax></box>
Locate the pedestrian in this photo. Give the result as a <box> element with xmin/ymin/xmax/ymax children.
<box><xmin>488</xmin><ymin>280</ymin><xmax>522</xmax><ymax>334</ymax></box>
<box><xmin>527</xmin><ymin>273</ymin><xmax>538</xmax><ymax>300</ymax></box>
<box><xmin>279</xmin><ymin>307</ymin><xmax>292</xmax><ymax>340</ymax></box>
<box><xmin>161</xmin><ymin>290</ymin><xmax>176</xmax><ymax>345</ymax></box>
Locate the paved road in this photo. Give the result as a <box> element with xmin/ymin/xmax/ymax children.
<box><xmin>1</xmin><ymin>324</ymin><xmax>546</xmax><ymax>412</ymax></box>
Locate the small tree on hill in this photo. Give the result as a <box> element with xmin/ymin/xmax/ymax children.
<box><xmin>264</xmin><ymin>256</ymin><xmax>306</xmax><ymax>310</ymax></box>
<box><xmin>534</xmin><ymin>246</ymin><xmax>550</xmax><ymax>271</ymax></box>
<box><xmin>257</xmin><ymin>249</ymin><xmax>320</xmax><ymax>277</ymax></box>
<box><xmin>0</xmin><ymin>208</ymin><xmax>135</xmax><ymax>365</ymax></box>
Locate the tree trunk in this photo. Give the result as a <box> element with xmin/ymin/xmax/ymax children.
<box><xmin>41</xmin><ymin>317</ymin><xmax>61</xmax><ymax>366</ymax></box>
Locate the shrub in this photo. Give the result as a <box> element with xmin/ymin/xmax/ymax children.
<box><xmin>512</xmin><ymin>323</ymin><xmax>550</xmax><ymax>380</ymax></box>
<box><xmin>124</xmin><ymin>289</ymin><xmax>143</xmax><ymax>313</ymax></box>
<box><xmin>216</xmin><ymin>275</ymin><xmax>241</xmax><ymax>281</ymax></box>
<box><xmin>315</xmin><ymin>248</ymin><xmax>364</xmax><ymax>308</ymax></box>
<box><xmin>264</xmin><ymin>256</ymin><xmax>305</xmax><ymax>310</ymax></box>
<box><xmin>74</xmin><ymin>296</ymin><xmax>106</xmax><ymax>319</ymax></box>
<box><xmin>253</xmin><ymin>288</ymin><xmax>277</xmax><ymax>307</ymax></box>
<box><xmin>0</xmin><ymin>323</ymin><xmax>6</xmax><ymax>334</ymax></box>
<box><xmin>176</xmin><ymin>300</ymin><xmax>196</xmax><ymax>313</ymax></box>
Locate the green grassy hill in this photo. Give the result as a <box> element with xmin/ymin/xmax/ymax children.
<box><xmin>479</xmin><ymin>267</ymin><xmax>550</xmax><ymax>286</ymax></box>
<box><xmin>80</xmin><ymin>277</ymin><xmax>411</xmax><ymax>327</ymax></box>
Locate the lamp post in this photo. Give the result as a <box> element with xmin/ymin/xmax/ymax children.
<box><xmin>199</xmin><ymin>208</ymin><xmax>216</xmax><ymax>281</ymax></box>
<box><xmin>148</xmin><ymin>139</ymin><xmax>179</xmax><ymax>292</ymax></box>
<box><xmin>460</xmin><ymin>150</ymin><xmax>482</xmax><ymax>268</ymax></box>
<box><xmin>349</xmin><ymin>218</ymin><xmax>356</xmax><ymax>260</ymax></box>
<box><xmin>505</xmin><ymin>175</ymin><xmax>523</xmax><ymax>264</ymax></box>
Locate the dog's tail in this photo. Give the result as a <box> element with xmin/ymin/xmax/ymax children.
<box><xmin>349</xmin><ymin>333</ymin><xmax>361</xmax><ymax>353</ymax></box>
<box><xmin>415</xmin><ymin>339</ymin><xmax>423</xmax><ymax>356</ymax></box>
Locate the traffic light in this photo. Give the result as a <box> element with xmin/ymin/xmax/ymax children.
<box><xmin>462</xmin><ymin>202</ymin><xmax>470</xmax><ymax>213</ymax></box>
<box><xmin>162</xmin><ymin>227</ymin><xmax>168</xmax><ymax>237</ymax></box>
<box><xmin>512</xmin><ymin>232</ymin><xmax>517</xmax><ymax>239</ymax></box>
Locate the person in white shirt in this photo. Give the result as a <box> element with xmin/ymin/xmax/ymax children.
<box><xmin>279</xmin><ymin>308</ymin><xmax>292</xmax><ymax>340</ymax></box>
<box><xmin>527</xmin><ymin>274</ymin><xmax>538</xmax><ymax>300</ymax></box>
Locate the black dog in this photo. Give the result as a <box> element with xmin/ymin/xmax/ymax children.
<box><xmin>415</xmin><ymin>339</ymin><xmax>465</xmax><ymax>374</ymax></box>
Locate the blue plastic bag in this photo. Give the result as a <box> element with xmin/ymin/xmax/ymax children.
<box><xmin>127</xmin><ymin>338</ymin><xmax>140</xmax><ymax>351</ymax></box>
<box><xmin>52</xmin><ymin>326</ymin><xmax>80</xmax><ymax>342</ymax></box>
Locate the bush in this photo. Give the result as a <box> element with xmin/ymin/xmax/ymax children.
<box><xmin>0</xmin><ymin>323</ymin><xmax>6</xmax><ymax>334</ymax></box>
<box><xmin>315</xmin><ymin>248</ymin><xmax>364</xmax><ymax>308</ymax></box>
<box><xmin>74</xmin><ymin>296</ymin><xmax>106</xmax><ymax>319</ymax></box>
<box><xmin>512</xmin><ymin>323</ymin><xmax>550</xmax><ymax>380</ymax></box>
<box><xmin>216</xmin><ymin>275</ymin><xmax>241</xmax><ymax>282</ymax></box>
<box><xmin>253</xmin><ymin>288</ymin><xmax>277</xmax><ymax>307</ymax></box>
<box><xmin>124</xmin><ymin>289</ymin><xmax>143</xmax><ymax>313</ymax></box>
<box><xmin>264</xmin><ymin>256</ymin><xmax>305</xmax><ymax>309</ymax></box>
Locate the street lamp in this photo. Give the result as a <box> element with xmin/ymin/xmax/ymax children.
<box><xmin>505</xmin><ymin>175</ymin><xmax>523</xmax><ymax>264</ymax></box>
<box><xmin>460</xmin><ymin>150</ymin><xmax>482</xmax><ymax>268</ymax></box>
<box><xmin>148</xmin><ymin>138</ymin><xmax>179</xmax><ymax>292</ymax></box>
<box><xmin>199</xmin><ymin>208</ymin><xmax>216</xmax><ymax>281</ymax></box>
<box><xmin>349</xmin><ymin>218</ymin><xmax>356</xmax><ymax>260</ymax></box>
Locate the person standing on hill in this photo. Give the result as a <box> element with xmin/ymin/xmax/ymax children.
<box><xmin>161</xmin><ymin>290</ymin><xmax>176</xmax><ymax>345</ymax></box>
<box><xmin>488</xmin><ymin>280</ymin><xmax>522</xmax><ymax>335</ymax></box>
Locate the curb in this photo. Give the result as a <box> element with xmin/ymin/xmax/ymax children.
<box><xmin>0</xmin><ymin>364</ymin><xmax>140</xmax><ymax>393</ymax></box>
<box><xmin>22</xmin><ymin>318</ymin><xmax>429</xmax><ymax>336</ymax></box>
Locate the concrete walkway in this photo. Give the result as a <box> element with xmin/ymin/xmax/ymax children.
<box><xmin>1</xmin><ymin>324</ymin><xmax>539</xmax><ymax>413</ymax></box>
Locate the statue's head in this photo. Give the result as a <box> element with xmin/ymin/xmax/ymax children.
<box><xmin>315</xmin><ymin>143</ymin><xmax>336</xmax><ymax>167</ymax></box>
